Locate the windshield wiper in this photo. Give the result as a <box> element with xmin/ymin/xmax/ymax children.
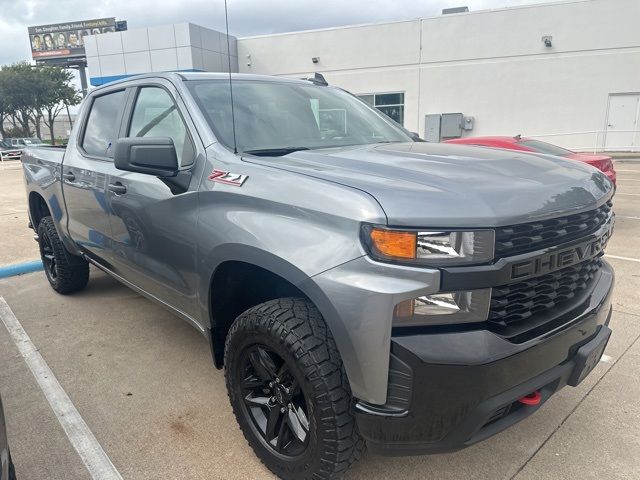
<box><xmin>242</xmin><ymin>147</ymin><xmax>310</xmax><ymax>157</ymax></box>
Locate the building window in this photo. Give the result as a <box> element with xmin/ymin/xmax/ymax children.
<box><xmin>358</xmin><ymin>92</ymin><xmax>404</xmax><ymax>126</ymax></box>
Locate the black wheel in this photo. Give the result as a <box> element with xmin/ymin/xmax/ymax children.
<box><xmin>9</xmin><ymin>456</ymin><xmax>16</xmax><ymax>480</ymax></box>
<box><xmin>37</xmin><ymin>216</ymin><xmax>89</xmax><ymax>294</ymax></box>
<box><xmin>224</xmin><ymin>298</ymin><xmax>364</xmax><ymax>480</ymax></box>
<box><xmin>6</xmin><ymin>448</ymin><xmax>16</xmax><ymax>480</ymax></box>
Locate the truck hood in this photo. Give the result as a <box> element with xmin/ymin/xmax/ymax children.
<box><xmin>245</xmin><ymin>142</ymin><xmax>613</xmax><ymax>228</ymax></box>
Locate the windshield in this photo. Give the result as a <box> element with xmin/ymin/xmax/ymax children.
<box><xmin>187</xmin><ymin>79</ymin><xmax>411</xmax><ymax>155</ymax></box>
<box><xmin>519</xmin><ymin>139</ymin><xmax>573</xmax><ymax>157</ymax></box>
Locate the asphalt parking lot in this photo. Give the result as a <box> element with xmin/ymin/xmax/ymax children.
<box><xmin>0</xmin><ymin>160</ymin><xmax>639</xmax><ymax>480</ymax></box>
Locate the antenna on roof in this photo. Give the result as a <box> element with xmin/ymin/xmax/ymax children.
<box><xmin>224</xmin><ymin>0</ymin><xmax>238</xmax><ymax>154</ymax></box>
<box><xmin>303</xmin><ymin>72</ymin><xmax>328</xmax><ymax>86</ymax></box>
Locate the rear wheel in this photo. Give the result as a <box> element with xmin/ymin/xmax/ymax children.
<box><xmin>7</xmin><ymin>449</ymin><xmax>16</xmax><ymax>480</ymax></box>
<box><xmin>224</xmin><ymin>298</ymin><xmax>364</xmax><ymax>480</ymax></box>
<box><xmin>9</xmin><ymin>458</ymin><xmax>16</xmax><ymax>480</ymax></box>
<box><xmin>37</xmin><ymin>216</ymin><xmax>89</xmax><ymax>294</ymax></box>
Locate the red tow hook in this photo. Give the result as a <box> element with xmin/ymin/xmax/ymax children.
<box><xmin>518</xmin><ymin>390</ymin><xmax>542</xmax><ymax>406</ymax></box>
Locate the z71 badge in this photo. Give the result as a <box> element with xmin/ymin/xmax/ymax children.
<box><xmin>207</xmin><ymin>169</ymin><xmax>248</xmax><ymax>187</ymax></box>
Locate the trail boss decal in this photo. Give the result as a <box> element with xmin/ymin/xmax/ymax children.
<box><xmin>207</xmin><ymin>169</ymin><xmax>248</xmax><ymax>187</ymax></box>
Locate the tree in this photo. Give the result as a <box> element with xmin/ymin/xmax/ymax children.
<box><xmin>0</xmin><ymin>93</ymin><xmax>8</xmax><ymax>139</ymax></box>
<box><xmin>38</xmin><ymin>67</ymin><xmax>81</xmax><ymax>145</ymax></box>
<box><xmin>0</xmin><ymin>62</ymin><xmax>81</xmax><ymax>143</ymax></box>
<box><xmin>0</xmin><ymin>63</ymin><xmax>36</xmax><ymax>136</ymax></box>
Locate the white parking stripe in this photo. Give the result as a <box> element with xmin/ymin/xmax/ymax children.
<box><xmin>605</xmin><ymin>254</ymin><xmax>640</xmax><ymax>263</ymax></box>
<box><xmin>615</xmin><ymin>169</ymin><xmax>640</xmax><ymax>172</ymax></box>
<box><xmin>618</xmin><ymin>216</ymin><xmax>640</xmax><ymax>220</ymax></box>
<box><xmin>0</xmin><ymin>297</ymin><xmax>123</xmax><ymax>480</ymax></box>
<box><xmin>616</xmin><ymin>193</ymin><xmax>640</xmax><ymax>196</ymax></box>
<box><xmin>600</xmin><ymin>354</ymin><xmax>614</xmax><ymax>364</ymax></box>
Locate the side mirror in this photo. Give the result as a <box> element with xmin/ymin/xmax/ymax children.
<box><xmin>114</xmin><ymin>137</ymin><xmax>179</xmax><ymax>177</ymax></box>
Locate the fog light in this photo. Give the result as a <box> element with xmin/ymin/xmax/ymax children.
<box><xmin>393</xmin><ymin>289</ymin><xmax>491</xmax><ymax>327</ymax></box>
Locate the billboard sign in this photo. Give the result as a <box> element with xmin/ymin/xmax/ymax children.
<box><xmin>28</xmin><ymin>18</ymin><xmax>117</xmax><ymax>61</ymax></box>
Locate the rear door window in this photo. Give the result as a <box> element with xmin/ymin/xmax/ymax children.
<box><xmin>82</xmin><ymin>90</ymin><xmax>126</xmax><ymax>158</ymax></box>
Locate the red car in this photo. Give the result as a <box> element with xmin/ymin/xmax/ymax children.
<box><xmin>444</xmin><ymin>135</ymin><xmax>617</xmax><ymax>185</ymax></box>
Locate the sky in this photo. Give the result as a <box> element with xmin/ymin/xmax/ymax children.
<box><xmin>1</xmin><ymin>0</ymin><xmax>554</xmax><ymax>66</ymax></box>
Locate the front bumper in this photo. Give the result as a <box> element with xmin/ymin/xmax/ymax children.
<box><xmin>0</xmin><ymin>150</ymin><xmax>21</xmax><ymax>161</ymax></box>
<box><xmin>355</xmin><ymin>261</ymin><xmax>614</xmax><ymax>455</ymax></box>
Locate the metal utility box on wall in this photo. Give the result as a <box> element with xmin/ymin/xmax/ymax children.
<box><xmin>425</xmin><ymin>113</ymin><xmax>474</xmax><ymax>141</ymax></box>
<box><xmin>424</xmin><ymin>114</ymin><xmax>442</xmax><ymax>142</ymax></box>
<box><xmin>441</xmin><ymin>113</ymin><xmax>464</xmax><ymax>139</ymax></box>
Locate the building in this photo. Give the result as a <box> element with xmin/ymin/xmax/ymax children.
<box><xmin>83</xmin><ymin>23</ymin><xmax>238</xmax><ymax>86</ymax></box>
<box><xmin>83</xmin><ymin>0</ymin><xmax>640</xmax><ymax>151</ymax></box>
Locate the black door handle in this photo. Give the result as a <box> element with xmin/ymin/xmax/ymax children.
<box><xmin>62</xmin><ymin>172</ymin><xmax>75</xmax><ymax>181</ymax></box>
<box><xmin>108</xmin><ymin>182</ymin><xmax>127</xmax><ymax>195</ymax></box>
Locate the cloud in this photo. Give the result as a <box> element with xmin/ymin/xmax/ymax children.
<box><xmin>0</xmin><ymin>0</ymin><xmax>551</xmax><ymax>66</ymax></box>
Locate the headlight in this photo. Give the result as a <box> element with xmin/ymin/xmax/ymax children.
<box><xmin>362</xmin><ymin>225</ymin><xmax>494</xmax><ymax>266</ymax></box>
<box><xmin>393</xmin><ymin>289</ymin><xmax>491</xmax><ymax>326</ymax></box>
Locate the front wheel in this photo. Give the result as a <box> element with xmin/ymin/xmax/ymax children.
<box><xmin>224</xmin><ymin>298</ymin><xmax>364</xmax><ymax>480</ymax></box>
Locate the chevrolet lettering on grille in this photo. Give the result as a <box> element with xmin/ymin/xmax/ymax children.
<box><xmin>509</xmin><ymin>223</ymin><xmax>613</xmax><ymax>281</ymax></box>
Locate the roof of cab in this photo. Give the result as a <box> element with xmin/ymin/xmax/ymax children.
<box><xmin>91</xmin><ymin>71</ymin><xmax>315</xmax><ymax>93</ymax></box>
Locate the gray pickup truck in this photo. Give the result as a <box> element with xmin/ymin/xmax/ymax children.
<box><xmin>22</xmin><ymin>72</ymin><xmax>615</xmax><ymax>479</ymax></box>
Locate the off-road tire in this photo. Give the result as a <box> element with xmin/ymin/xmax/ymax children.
<box><xmin>8</xmin><ymin>451</ymin><xmax>16</xmax><ymax>480</ymax></box>
<box><xmin>37</xmin><ymin>216</ymin><xmax>89</xmax><ymax>294</ymax></box>
<box><xmin>224</xmin><ymin>298</ymin><xmax>365</xmax><ymax>480</ymax></box>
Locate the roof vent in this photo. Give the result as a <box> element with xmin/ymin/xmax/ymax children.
<box><xmin>442</xmin><ymin>6</ymin><xmax>469</xmax><ymax>14</ymax></box>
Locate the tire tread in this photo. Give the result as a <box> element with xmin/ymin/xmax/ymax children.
<box><xmin>225</xmin><ymin>298</ymin><xmax>365</xmax><ymax>480</ymax></box>
<box><xmin>38</xmin><ymin>217</ymin><xmax>89</xmax><ymax>294</ymax></box>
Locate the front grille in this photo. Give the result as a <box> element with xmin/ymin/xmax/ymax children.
<box><xmin>488</xmin><ymin>257</ymin><xmax>602</xmax><ymax>327</ymax></box>
<box><xmin>495</xmin><ymin>201</ymin><xmax>613</xmax><ymax>258</ymax></box>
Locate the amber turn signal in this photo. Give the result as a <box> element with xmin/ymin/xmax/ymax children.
<box><xmin>369</xmin><ymin>228</ymin><xmax>417</xmax><ymax>259</ymax></box>
<box><xmin>394</xmin><ymin>299</ymin><xmax>415</xmax><ymax>318</ymax></box>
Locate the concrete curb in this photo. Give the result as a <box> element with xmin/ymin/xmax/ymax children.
<box><xmin>0</xmin><ymin>260</ymin><xmax>43</xmax><ymax>279</ymax></box>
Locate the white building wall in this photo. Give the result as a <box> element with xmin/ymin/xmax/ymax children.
<box><xmin>238</xmin><ymin>0</ymin><xmax>640</xmax><ymax>150</ymax></box>
<box><xmin>85</xmin><ymin>23</ymin><xmax>238</xmax><ymax>86</ymax></box>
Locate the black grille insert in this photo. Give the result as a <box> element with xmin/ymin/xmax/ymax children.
<box><xmin>495</xmin><ymin>201</ymin><xmax>613</xmax><ymax>258</ymax></box>
<box><xmin>489</xmin><ymin>257</ymin><xmax>602</xmax><ymax>327</ymax></box>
